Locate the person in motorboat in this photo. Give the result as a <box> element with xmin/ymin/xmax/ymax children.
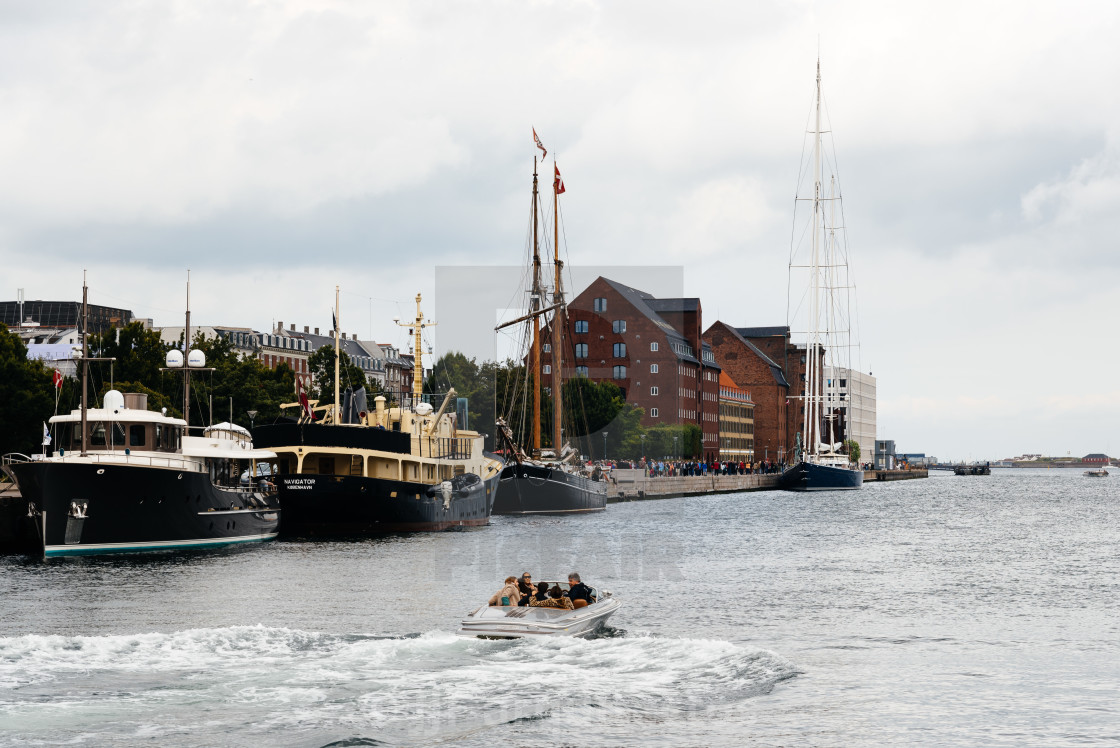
<box><xmin>566</xmin><ymin>573</ymin><xmax>596</xmax><ymax>606</ymax></box>
<box><xmin>517</xmin><ymin>572</ymin><xmax>535</xmax><ymax>606</ymax></box>
<box><xmin>530</xmin><ymin>585</ymin><xmax>575</xmax><ymax>610</ymax></box>
<box><xmin>488</xmin><ymin>576</ymin><xmax>521</xmax><ymax>607</ymax></box>
<box><xmin>529</xmin><ymin>581</ymin><xmax>551</xmax><ymax>604</ymax></box>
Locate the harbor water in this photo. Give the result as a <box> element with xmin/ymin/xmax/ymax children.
<box><xmin>1</xmin><ymin>468</ymin><xmax>1116</xmax><ymax>746</ymax></box>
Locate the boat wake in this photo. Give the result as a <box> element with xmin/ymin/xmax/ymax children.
<box><xmin>0</xmin><ymin>625</ymin><xmax>798</xmax><ymax>746</ymax></box>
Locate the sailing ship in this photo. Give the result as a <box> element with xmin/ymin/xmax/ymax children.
<box><xmin>779</xmin><ymin>61</ymin><xmax>864</xmax><ymax>492</ymax></box>
<box><xmin>5</xmin><ymin>275</ymin><xmax>280</xmax><ymax>556</ymax></box>
<box><xmin>492</xmin><ymin>152</ymin><xmax>607</xmax><ymax>514</ymax></box>
<box><xmin>251</xmin><ymin>289</ymin><xmax>504</xmax><ymax>534</ymax></box>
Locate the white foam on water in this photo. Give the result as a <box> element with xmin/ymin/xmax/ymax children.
<box><xmin>0</xmin><ymin>626</ymin><xmax>799</xmax><ymax>746</ymax></box>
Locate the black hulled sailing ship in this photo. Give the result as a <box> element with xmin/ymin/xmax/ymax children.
<box><xmin>778</xmin><ymin>60</ymin><xmax>863</xmax><ymax>492</ymax></box>
<box><xmin>251</xmin><ymin>289</ymin><xmax>504</xmax><ymax>535</ymax></box>
<box><xmin>493</xmin><ymin>149</ymin><xmax>607</xmax><ymax>514</ymax></box>
<box><xmin>7</xmin><ymin>275</ymin><xmax>280</xmax><ymax>556</ymax></box>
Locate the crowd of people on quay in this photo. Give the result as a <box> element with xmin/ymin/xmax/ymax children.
<box><xmin>635</xmin><ymin>456</ymin><xmax>785</xmax><ymax>477</ymax></box>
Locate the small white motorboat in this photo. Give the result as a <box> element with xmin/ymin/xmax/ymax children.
<box><xmin>457</xmin><ymin>581</ymin><xmax>620</xmax><ymax>639</ymax></box>
<box><xmin>1084</xmin><ymin>468</ymin><xmax>1109</xmax><ymax>477</ymax></box>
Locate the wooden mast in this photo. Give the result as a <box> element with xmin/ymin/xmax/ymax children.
<box><xmin>334</xmin><ymin>285</ymin><xmax>340</xmax><ymax>422</ymax></box>
<box><xmin>530</xmin><ymin>158</ymin><xmax>542</xmax><ymax>454</ymax></box>
<box><xmin>550</xmin><ymin>159</ymin><xmax>563</xmax><ymax>452</ymax></box>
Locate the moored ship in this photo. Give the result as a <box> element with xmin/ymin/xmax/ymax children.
<box><xmin>492</xmin><ymin>146</ymin><xmax>606</xmax><ymax>514</ymax></box>
<box><xmin>778</xmin><ymin>60</ymin><xmax>863</xmax><ymax>493</ymax></box>
<box><xmin>4</xmin><ymin>277</ymin><xmax>280</xmax><ymax>556</ymax></box>
<box><xmin>251</xmin><ymin>290</ymin><xmax>504</xmax><ymax>535</ymax></box>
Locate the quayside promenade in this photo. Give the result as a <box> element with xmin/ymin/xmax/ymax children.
<box><xmin>608</xmin><ymin>467</ymin><xmax>927</xmax><ymax>501</ymax></box>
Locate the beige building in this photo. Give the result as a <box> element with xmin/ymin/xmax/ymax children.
<box><xmin>717</xmin><ymin>371</ymin><xmax>755</xmax><ymax>461</ymax></box>
<box><xmin>824</xmin><ymin>366</ymin><xmax>876</xmax><ymax>464</ymax></box>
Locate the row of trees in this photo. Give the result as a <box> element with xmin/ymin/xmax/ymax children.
<box><xmin>1</xmin><ymin>321</ymin><xmax>715</xmax><ymax>462</ymax></box>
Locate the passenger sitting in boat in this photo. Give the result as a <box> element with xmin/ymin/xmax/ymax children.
<box><xmin>516</xmin><ymin>572</ymin><xmax>535</xmax><ymax>606</ymax></box>
<box><xmin>530</xmin><ymin>585</ymin><xmax>574</xmax><ymax>610</ymax></box>
<box><xmin>488</xmin><ymin>576</ymin><xmax>521</xmax><ymax>606</ymax></box>
<box><xmin>566</xmin><ymin>573</ymin><xmax>595</xmax><ymax>605</ymax></box>
<box><xmin>531</xmin><ymin>581</ymin><xmax>550</xmax><ymax>603</ymax></box>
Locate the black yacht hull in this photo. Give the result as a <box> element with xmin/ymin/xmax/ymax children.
<box><xmin>778</xmin><ymin>461</ymin><xmax>864</xmax><ymax>492</ymax></box>
<box><xmin>274</xmin><ymin>472</ymin><xmax>499</xmax><ymax>535</ymax></box>
<box><xmin>10</xmin><ymin>461</ymin><xmax>280</xmax><ymax>557</ymax></box>
<box><xmin>494</xmin><ymin>463</ymin><xmax>607</xmax><ymax>514</ymax></box>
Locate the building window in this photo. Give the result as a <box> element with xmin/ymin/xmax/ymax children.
<box><xmin>651</xmin><ymin>408</ymin><xmax>659</xmax><ymax>418</ymax></box>
<box><xmin>543</xmin><ymin>364</ymin><xmax>551</xmax><ymax>374</ymax></box>
<box><xmin>593</xmin><ymin>297</ymin><xmax>607</xmax><ymax>312</ymax></box>
<box><xmin>576</xmin><ymin>365</ymin><xmax>589</xmax><ymax>377</ymax></box>
<box><xmin>574</xmin><ymin>343</ymin><xmax>588</xmax><ymax>358</ymax></box>
<box><xmin>613</xmin><ymin>365</ymin><xmax>626</xmax><ymax>379</ymax></box>
<box><xmin>650</xmin><ymin>342</ymin><xmax>659</xmax><ymax>352</ymax></box>
<box><xmin>612</xmin><ymin>320</ymin><xmax>626</xmax><ymax>333</ymax></box>
<box><xmin>613</xmin><ymin>343</ymin><xmax>626</xmax><ymax>357</ymax></box>
<box><xmin>543</xmin><ymin>344</ymin><xmax>551</xmax><ymax>353</ymax></box>
<box><xmin>574</xmin><ymin>320</ymin><xmax>588</xmax><ymax>334</ymax></box>
<box><xmin>650</xmin><ymin>363</ymin><xmax>658</xmax><ymax>373</ymax></box>
<box><xmin>650</xmin><ymin>386</ymin><xmax>659</xmax><ymax>396</ymax></box>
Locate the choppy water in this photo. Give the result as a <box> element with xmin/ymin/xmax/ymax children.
<box><xmin>1</xmin><ymin>468</ymin><xmax>1117</xmax><ymax>746</ymax></box>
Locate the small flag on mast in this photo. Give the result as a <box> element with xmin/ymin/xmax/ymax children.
<box><xmin>53</xmin><ymin>370</ymin><xmax>62</xmax><ymax>389</ymax></box>
<box><xmin>533</xmin><ymin>128</ymin><xmax>547</xmax><ymax>159</ymax></box>
<box><xmin>554</xmin><ymin>164</ymin><xmax>566</xmax><ymax>194</ymax></box>
<box><xmin>42</xmin><ymin>422</ymin><xmax>51</xmax><ymax>446</ymax></box>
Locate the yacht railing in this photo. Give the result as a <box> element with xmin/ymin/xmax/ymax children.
<box><xmin>2</xmin><ymin>451</ymin><xmax>204</xmax><ymax>472</ymax></box>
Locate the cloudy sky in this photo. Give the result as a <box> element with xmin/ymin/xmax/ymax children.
<box><xmin>1</xmin><ymin>0</ymin><xmax>1117</xmax><ymax>460</ymax></box>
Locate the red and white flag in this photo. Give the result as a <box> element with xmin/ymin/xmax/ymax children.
<box><xmin>297</xmin><ymin>376</ymin><xmax>314</xmax><ymax>420</ymax></box>
<box><xmin>52</xmin><ymin>370</ymin><xmax>62</xmax><ymax>389</ymax></box>
<box><xmin>532</xmin><ymin>127</ymin><xmax>547</xmax><ymax>159</ymax></box>
<box><xmin>554</xmin><ymin>164</ymin><xmax>566</xmax><ymax>194</ymax></box>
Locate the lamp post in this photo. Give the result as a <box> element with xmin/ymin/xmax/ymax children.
<box><xmin>673</xmin><ymin>435</ymin><xmax>678</xmax><ymax>460</ymax></box>
<box><xmin>602</xmin><ymin>431</ymin><xmax>608</xmax><ymax>461</ymax></box>
<box><xmin>640</xmin><ymin>433</ymin><xmax>646</xmax><ymax>458</ymax></box>
<box><xmin>247</xmin><ymin>410</ymin><xmax>258</xmax><ymax>432</ymax></box>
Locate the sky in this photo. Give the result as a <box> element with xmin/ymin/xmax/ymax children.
<box><xmin>1</xmin><ymin>0</ymin><xmax>1118</xmax><ymax>460</ymax></box>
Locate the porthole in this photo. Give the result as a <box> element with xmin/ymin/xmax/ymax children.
<box><xmin>96</xmin><ymin>469</ymin><xmax>105</xmax><ymax>475</ymax></box>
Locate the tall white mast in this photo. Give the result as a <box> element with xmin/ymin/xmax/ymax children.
<box><xmin>803</xmin><ymin>58</ymin><xmax>823</xmax><ymax>458</ymax></box>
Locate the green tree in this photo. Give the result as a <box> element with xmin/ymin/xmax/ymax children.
<box><xmin>0</xmin><ymin>323</ymin><xmax>55</xmax><ymax>456</ymax></box>
<box><xmin>307</xmin><ymin>345</ymin><xmax>367</xmax><ymax>402</ymax></box>
<box><xmin>844</xmin><ymin>439</ymin><xmax>861</xmax><ymax>464</ymax></box>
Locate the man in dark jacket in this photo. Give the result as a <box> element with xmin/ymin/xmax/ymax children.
<box><xmin>566</xmin><ymin>572</ymin><xmax>595</xmax><ymax>604</ymax></box>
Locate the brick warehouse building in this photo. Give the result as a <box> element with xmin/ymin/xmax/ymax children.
<box><xmin>541</xmin><ymin>277</ymin><xmax>721</xmax><ymax>459</ymax></box>
<box><xmin>703</xmin><ymin>323</ymin><xmax>822</xmax><ymax>464</ymax></box>
<box><xmin>734</xmin><ymin>326</ymin><xmax>823</xmax><ymax>458</ymax></box>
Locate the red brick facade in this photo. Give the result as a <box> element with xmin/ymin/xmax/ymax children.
<box><xmin>540</xmin><ymin>276</ymin><xmax>721</xmax><ymax>459</ymax></box>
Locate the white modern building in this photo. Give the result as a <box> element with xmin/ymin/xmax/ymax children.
<box><xmin>825</xmin><ymin>366</ymin><xmax>876</xmax><ymax>465</ymax></box>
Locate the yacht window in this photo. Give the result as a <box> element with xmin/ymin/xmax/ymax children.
<box><xmin>91</xmin><ymin>423</ymin><xmax>107</xmax><ymax>446</ymax></box>
<box><xmin>112</xmin><ymin>423</ymin><xmax>126</xmax><ymax>447</ymax></box>
<box><xmin>129</xmin><ymin>424</ymin><xmax>146</xmax><ymax>447</ymax></box>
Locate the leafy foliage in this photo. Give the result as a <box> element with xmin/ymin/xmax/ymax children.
<box><xmin>307</xmin><ymin>345</ymin><xmax>367</xmax><ymax>404</ymax></box>
<box><xmin>844</xmin><ymin>439</ymin><xmax>861</xmax><ymax>464</ymax></box>
<box><xmin>0</xmin><ymin>324</ymin><xmax>54</xmax><ymax>456</ymax></box>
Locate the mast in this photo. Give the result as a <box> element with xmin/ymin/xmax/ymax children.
<box><xmin>550</xmin><ymin>159</ymin><xmax>563</xmax><ymax>452</ymax></box>
<box><xmin>79</xmin><ymin>271</ymin><xmax>89</xmax><ymax>457</ymax></box>
<box><xmin>530</xmin><ymin>158</ymin><xmax>542</xmax><ymax>453</ymax></box>
<box><xmin>395</xmin><ymin>293</ymin><xmax>433</xmax><ymax>405</ymax></box>
<box><xmin>334</xmin><ymin>285</ymin><xmax>340</xmax><ymax>422</ymax></box>
<box><xmin>183</xmin><ymin>270</ymin><xmax>191</xmax><ymax>429</ymax></box>
<box><xmin>803</xmin><ymin>58</ymin><xmax>823</xmax><ymax>460</ymax></box>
